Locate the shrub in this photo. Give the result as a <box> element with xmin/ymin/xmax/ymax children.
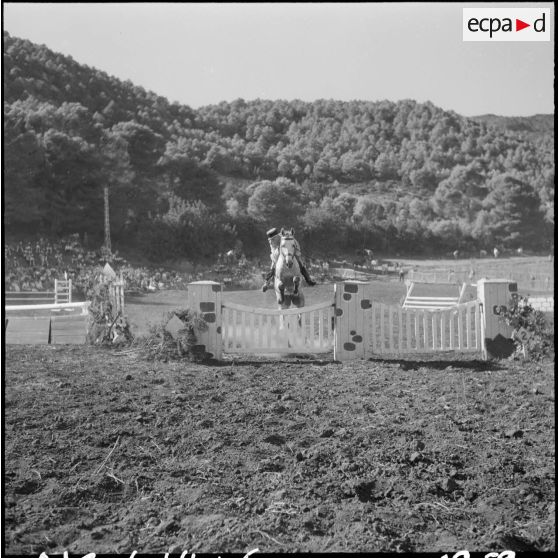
<box><xmin>134</xmin><ymin>308</ymin><xmax>209</xmax><ymax>362</ymax></box>
<box><xmin>497</xmin><ymin>295</ymin><xmax>554</xmax><ymax>360</ymax></box>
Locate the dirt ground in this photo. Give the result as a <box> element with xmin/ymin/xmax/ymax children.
<box><xmin>4</xmin><ymin>344</ymin><xmax>555</xmax><ymax>554</ymax></box>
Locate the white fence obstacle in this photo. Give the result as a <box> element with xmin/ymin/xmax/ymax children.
<box><xmin>98</xmin><ymin>263</ymin><xmax>125</xmax><ymax>314</ymax></box>
<box><xmin>188</xmin><ymin>278</ymin><xmax>519</xmax><ymax>361</ymax></box>
<box><xmin>5</xmin><ymin>301</ymin><xmax>91</xmax><ymax>345</ymax></box>
<box><xmin>402</xmin><ymin>281</ymin><xmax>466</xmax><ymax>310</ymax></box>
<box><xmin>5</xmin><ymin>279</ymin><xmax>72</xmax><ymax>305</ymax></box>
<box><xmin>409</xmin><ymin>269</ymin><xmax>553</xmax><ymax>292</ymax></box>
<box><xmin>222</xmin><ymin>300</ymin><xmax>335</xmax><ymax>354</ymax></box>
<box><xmin>368</xmin><ymin>300</ymin><xmax>483</xmax><ymax>356</ymax></box>
<box><xmin>54</xmin><ymin>278</ymin><xmax>72</xmax><ymax>303</ymax></box>
<box><xmin>5</xmin><ymin>301</ymin><xmax>90</xmax><ymax>314</ymax></box>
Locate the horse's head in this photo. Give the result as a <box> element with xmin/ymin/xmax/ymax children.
<box><xmin>280</xmin><ymin>228</ymin><xmax>296</xmax><ymax>268</ymax></box>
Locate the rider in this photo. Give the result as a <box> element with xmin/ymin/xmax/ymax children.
<box><xmin>262</xmin><ymin>227</ymin><xmax>316</xmax><ymax>292</ymax></box>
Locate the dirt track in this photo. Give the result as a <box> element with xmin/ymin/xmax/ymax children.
<box><xmin>4</xmin><ymin>345</ymin><xmax>555</xmax><ymax>554</ymax></box>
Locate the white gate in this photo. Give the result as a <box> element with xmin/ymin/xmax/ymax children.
<box><xmin>188</xmin><ymin>280</ymin><xmax>518</xmax><ymax>361</ymax></box>
<box><xmin>222</xmin><ymin>300</ymin><xmax>335</xmax><ymax>354</ymax></box>
<box><xmin>367</xmin><ymin>300</ymin><xmax>484</xmax><ymax>355</ymax></box>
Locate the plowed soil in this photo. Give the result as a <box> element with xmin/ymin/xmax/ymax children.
<box><xmin>4</xmin><ymin>345</ymin><xmax>554</xmax><ymax>554</ymax></box>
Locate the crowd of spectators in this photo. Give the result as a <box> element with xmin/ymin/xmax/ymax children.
<box><xmin>3</xmin><ymin>235</ymin><xmax>202</xmax><ymax>295</ymax></box>
<box><xmin>4</xmin><ymin>235</ymin><xmax>405</xmax><ymax>299</ymax></box>
<box><xmin>4</xmin><ymin>236</ymin><xmax>109</xmax><ymax>294</ymax></box>
<box><xmin>4</xmin><ymin>236</ymin><xmax>277</xmax><ymax>296</ymax></box>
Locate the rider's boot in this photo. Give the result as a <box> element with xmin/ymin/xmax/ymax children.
<box><xmin>299</xmin><ymin>262</ymin><xmax>316</xmax><ymax>286</ymax></box>
<box><xmin>262</xmin><ymin>265</ymin><xmax>275</xmax><ymax>292</ymax></box>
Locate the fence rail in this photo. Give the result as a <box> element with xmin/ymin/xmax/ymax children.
<box><xmin>5</xmin><ymin>279</ymin><xmax>72</xmax><ymax>305</ymax></box>
<box><xmin>222</xmin><ymin>300</ymin><xmax>335</xmax><ymax>354</ymax></box>
<box><xmin>5</xmin><ymin>301</ymin><xmax>90</xmax><ymax>314</ymax></box>
<box><xmin>188</xmin><ymin>279</ymin><xmax>524</xmax><ymax>362</ymax></box>
<box><xmin>408</xmin><ymin>270</ymin><xmax>553</xmax><ymax>292</ymax></box>
<box><xmin>368</xmin><ymin>300</ymin><xmax>483</xmax><ymax>355</ymax></box>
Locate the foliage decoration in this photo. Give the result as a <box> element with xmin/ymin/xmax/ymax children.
<box><xmin>497</xmin><ymin>295</ymin><xmax>554</xmax><ymax>360</ymax></box>
<box><xmin>134</xmin><ymin>308</ymin><xmax>209</xmax><ymax>362</ymax></box>
<box><xmin>85</xmin><ymin>281</ymin><xmax>133</xmax><ymax>347</ymax></box>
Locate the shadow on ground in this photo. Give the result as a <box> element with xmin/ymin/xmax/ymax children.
<box><xmin>367</xmin><ymin>357</ymin><xmax>505</xmax><ymax>372</ymax></box>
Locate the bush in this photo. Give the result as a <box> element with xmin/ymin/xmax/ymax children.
<box><xmin>497</xmin><ymin>295</ymin><xmax>554</xmax><ymax>360</ymax></box>
<box><xmin>134</xmin><ymin>308</ymin><xmax>209</xmax><ymax>362</ymax></box>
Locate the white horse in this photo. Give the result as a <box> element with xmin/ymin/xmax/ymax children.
<box><xmin>274</xmin><ymin>228</ymin><xmax>305</xmax><ymax>310</ymax></box>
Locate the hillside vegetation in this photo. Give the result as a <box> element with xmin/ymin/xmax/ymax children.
<box><xmin>3</xmin><ymin>32</ymin><xmax>554</xmax><ymax>262</ymax></box>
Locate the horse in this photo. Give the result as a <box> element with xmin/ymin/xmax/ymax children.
<box><xmin>274</xmin><ymin>228</ymin><xmax>305</xmax><ymax>310</ymax></box>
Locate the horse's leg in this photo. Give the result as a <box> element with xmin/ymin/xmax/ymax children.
<box><xmin>293</xmin><ymin>276</ymin><xmax>300</xmax><ymax>296</ymax></box>
<box><xmin>276</xmin><ymin>281</ymin><xmax>285</xmax><ymax>305</ymax></box>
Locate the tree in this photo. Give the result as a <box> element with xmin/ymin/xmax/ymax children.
<box><xmin>536</xmin><ymin>170</ymin><xmax>554</xmax><ymax>225</ymax></box>
<box><xmin>301</xmin><ymin>200</ymin><xmax>348</xmax><ymax>255</ymax></box>
<box><xmin>247</xmin><ymin>178</ymin><xmax>306</xmax><ymax>227</ymax></box>
<box><xmin>159</xmin><ymin>140</ymin><xmax>224</xmax><ymax>210</ymax></box>
<box><xmin>111</xmin><ymin>121</ymin><xmax>165</xmax><ymax>176</ymax></box>
<box><xmin>39</xmin><ymin>129</ymin><xmax>102</xmax><ymax>235</ymax></box>
<box><xmin>409</xmin><ymin>165</ymin><xmax>438</xmax><ymax>192</ymax></box>
<box><xmin>374</xmin><ymin>152</ymin><xmax>398</xmax><ymax>179</ymax></box>
<box><xmin>431</xmin><ymin>163</ymin><xmax>488</xmax><ymax>221</ymax></box>
<box><xmin>3</xmin><ymin>105</ymin><xmax>45</xmax><ymax>229</ymax></box>
<box><xmin>351</xmin><ymin>195</ymin><xmax>387</xmax><ymax>249</ymax></box>
<box><xmin>480</xmin><ymin>174</ymin><xmax>546</xmax><ymax>248</ymax></box>
<box><xmin>97</xmin><ymin>130</ymin><xmax>135</xmax><ymax>250</ymax></box>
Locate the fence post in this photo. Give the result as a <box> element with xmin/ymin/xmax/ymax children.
<box><xmin>477</xmin><ymin>278</ymin><xmax>518</xmax><ymax>359</ymax></box>
<box><xmin>188</xmin><ymin>281</ymin><xmax>223</xmax><ymax>360</ymax></box>
<box><xmin>334</xmin><ymin>281</ymin><xmax>373</xmax><ymax>362</ymax></box>
<box><xmin>116</xmin><ymin>273</ymin><xmax>124</xmax><ymax>313</ymax></box>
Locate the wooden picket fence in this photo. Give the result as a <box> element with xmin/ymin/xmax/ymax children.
<box><xmin>187</xmin><ymin>280</ymin><xmax>516</xmax><ymax>361</ymax></box>
<box><xmin>367</xmin><ymin>300</ymin><xmax>483</xmax><ymax>355</ymax></box>
<box><xmin>222</xmin><ymin>300</ymin><xmax>335</xmax><ymax>354</ymax></box>
<box><xmin>5</xmin><ymin>279</ymin><xmax>72</xmax><ymax>305</ymax></box>
<box><xmin>98</xmin><ymin>264</ymin><xmax>125</xmax><ymax>314</ymax></box>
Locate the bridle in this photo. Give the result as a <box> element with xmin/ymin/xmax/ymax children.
<box><xmin>280</xmin><ymin>235</ymin><xmax>296</xmax><ymax>268</ymax></box>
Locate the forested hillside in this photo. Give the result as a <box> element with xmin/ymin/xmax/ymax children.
<box><xmin>3</xmin><ymin>32</ymin><xmax>554</xmax><ymax>261</ymax></box>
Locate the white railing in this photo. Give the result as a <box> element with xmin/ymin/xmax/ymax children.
<box><xmin>222</xmin><ymin>300</ymin><xmax>335</xmax><ymax>354</ymax></box>
<box><xmin>409</xmin><ymin>270</ymin><xmax>553</xmax><ymax>292</ymax></box>
<box><xmin>367</xmin><ymin>300</ymin><xmax>484</xmax><ymax>355</ymax></box>
<box><xmin>5</xmin><ymin>301</ymin><xmax>90</xmax><ymax>314</ymax></box>
<box><xmin>5</xmin><ymin>279</ymin><xmax>72</xmax><ymax>305</ymax></box>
